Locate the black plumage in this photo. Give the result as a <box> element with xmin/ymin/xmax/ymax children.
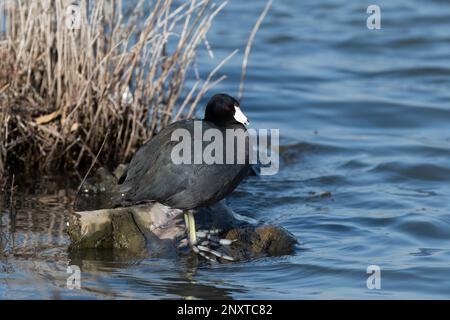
<box><xmin>117</xmin><ymin>94</ymin><xmax>251</xmax><ymax>210</ymax></box>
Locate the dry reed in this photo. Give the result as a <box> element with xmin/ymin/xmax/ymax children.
<box><xmin>0</xmin><ymin>0</ymin><xmax>234</xmax><ymax>178</ymax></box>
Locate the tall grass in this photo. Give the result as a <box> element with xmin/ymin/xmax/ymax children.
<box><xmin>0</xmin><ymin>0</ymin><xmax>235</xmax><ymax>178</ymax></box>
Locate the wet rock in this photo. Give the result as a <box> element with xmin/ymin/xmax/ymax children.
<box><xmin>320</xmin><ymin>191</ymin><xmax>332</xmax><ymax>198</ymax></box>
<box><xmin>222</xmin><ymin>226</ymin><xmax>297</xmax><ymax>261</ymax></box>
<box><xmin>79</xmin><ymin>167</ymin><xmax>118</xmax><ymax>194</ymax></box>
<box><xmin>74</xmin><ymin>167</ymin><xmax>121</xmax><ymax>211</ymax></box>
<box><xmin>68</xmin><ymin>203</ymin><xmax>180</xmax><ymax>251</ymax></box>
<box><xmin>68</xmin><ymin>166</ymin><xmax>298</xmax><ymax>262</ymax></box>
<box><xmin>111</xmin><ymin>212</ymin><xmax>147</xmax><ymax>254</ymax></box>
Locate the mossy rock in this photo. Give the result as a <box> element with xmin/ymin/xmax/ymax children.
<box><xmin>223</xmin><ymin>226</ymin><xmax>298</xmax><ymax>261</ymax></box>
<box><xmin>68</xmin><ymin>208</ymin><xmax>147</xmax><ymax>258</ymax></box>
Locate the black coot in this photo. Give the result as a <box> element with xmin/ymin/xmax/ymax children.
<box><xmin>117</xmin><ymin>93</ymin><xmax>251</xmax><ymax>255</ymax></box>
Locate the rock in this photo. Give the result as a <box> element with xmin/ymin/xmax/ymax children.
<box><xmin>68</xmin><ymin>167</ymin><xmax>298</xmax><ymax>262</ymax></box>
<box><xmin>74</xmin><ymin>167</ymin><xmax>120</xmax><ymax>211</ymax></box>
<box><xmin>68</xmin><ymin>202</ymin><xmax>183</xmax><ymax>255</ymax></box>
<box><xmin>68</xmin><ymin>202</ymin><xmax>298</xmax><ymax>262</ymax></box>
<box><xmin>221</xmin><ymin>226</ymin><xmax>297</xmax><ymax>261</ymax></box>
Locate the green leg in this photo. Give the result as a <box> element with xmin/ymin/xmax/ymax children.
<box><xmin>183</xmin><ymin>210</ymin><xmax>234</xmax><ymax>262</ymax></box>
<box><xmin>184</xmin><ymin>210</ymin><xmax>197</xmax><ymax>245</ymax></box>
<box><xmin>183</xmin><ymin>211</ymin><xmax>189</xmax><ymax>233</ymax></box>
<box><xmin>188</xmin><ymin>211</ymin><xmax>197</xmax><ymax>245</ymax></box>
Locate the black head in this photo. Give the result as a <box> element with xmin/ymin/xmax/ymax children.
<box><xmin>204</xmin><ymin>93</ymin><xmax>249</xmax><ymax>127</ymax></box>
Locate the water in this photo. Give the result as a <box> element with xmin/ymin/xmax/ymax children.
<box><xmin>2</xmin><ymin>0</ymin><xmax>450</xmax><ymax>299</ymax></box>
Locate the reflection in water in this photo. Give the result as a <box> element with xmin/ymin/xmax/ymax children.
<box><xmin>0</xmin><ymin>177</ymin><xmax>242</xmax><ymax>299</ymax></box>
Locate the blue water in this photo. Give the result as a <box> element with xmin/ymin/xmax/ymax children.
<box><xmin>2</xmin><ymin>0</ymin><xmax>450</xmax><ymax>299</ymax></box>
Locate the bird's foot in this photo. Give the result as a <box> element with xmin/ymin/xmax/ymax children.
<box><xmin>191</xmin><ymin>243</ymin><xmax>234</xmax><ymax>262</ymax></box>
<box><xmin>196</xmin><ymin>229</ymin><xmax>237</xmax><ymax>246</ymax></box>
<box><xmin>178</xmin><ymin>229</ymin><xmax>237</xmax><ymax>262</ymax></box>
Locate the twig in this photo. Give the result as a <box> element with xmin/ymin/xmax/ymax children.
<box><xmin>77</xmin><ymin>129</ymin><xmax>110</xmax><ymax>194</ymax></box>
<box><xmin>239</xmin><ymin>0</ymin><xmax>272</xmax><ymax>100</ymax></box>
<box><xmin>9</xmin><ymin>174</ymin><xmax>15</xmax><ymax>213</ymax></box>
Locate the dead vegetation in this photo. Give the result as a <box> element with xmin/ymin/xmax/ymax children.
<box><xmin>0</xmin><ymin>0</ymin><xmax>236</xmax><ymax>178</ymax></box>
